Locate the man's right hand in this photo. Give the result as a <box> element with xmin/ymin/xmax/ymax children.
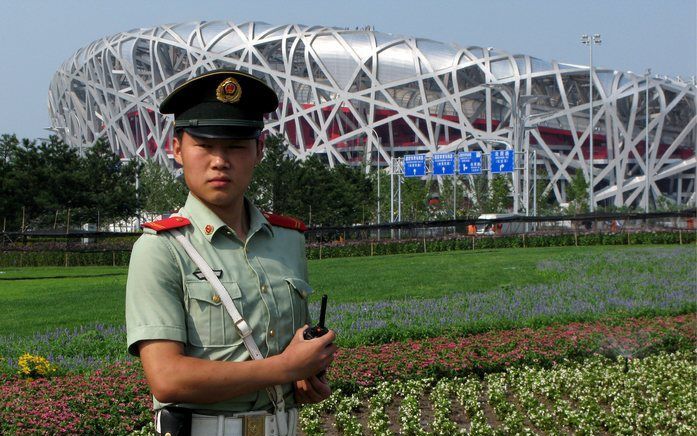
<box><xmin>280</xmin><ymin>325</ymin><xmax>337</xmax><ymax>381</ymax></box>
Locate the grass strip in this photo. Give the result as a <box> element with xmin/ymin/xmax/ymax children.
<box><xmin>1</xmin><ymin>245</ymin><xmax>692</xmax><ymax>337</ymax></box>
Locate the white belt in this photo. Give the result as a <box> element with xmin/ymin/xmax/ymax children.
<box><xmin>191</xmin><ymin>409</ymin><xmax>297</xmax><ymax>436</ymax></box>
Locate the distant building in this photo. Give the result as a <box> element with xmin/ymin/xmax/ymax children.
<box><xmin>48</xmin><ymin>21</ymin><xmax>696</xmax><ymax>209</ymax></box>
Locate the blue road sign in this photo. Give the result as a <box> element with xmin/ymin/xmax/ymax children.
<box><xmin>490</xmin><ymin>149</ymin><xmax>514</xmax><ymax>173</ymax></box>
<box><xmin>404</xmin><ymin>154</ymin><xmax>426</xmax><ymax>177</ymax></box>
<box><xmin>458</xmin><ymin>151</ymin><xmax>482</xmax><ymax>175</ymax></box>
<box><xmin>432</xmin><ymin>152</ymin><xmax>455</xmax><ymax>175</ymax></box>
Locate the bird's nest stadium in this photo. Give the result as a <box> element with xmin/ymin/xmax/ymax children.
<box><xmin>48</xmin><ymin>21</ymin><xmax>696</xmax><ymax>211</ymax></box>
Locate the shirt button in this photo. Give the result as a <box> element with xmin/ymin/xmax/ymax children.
<box><xmin>269</xmin><ymin>330</ymin><xmax>275</xmax><ymax>337</ymax></box>
<box><xmin>261</xmin><ymin>284</ymin><xmax>268</xmax><ymax>293</ymax></box>
<box><xmin>212</xmin><ymin>295</ymin><xmax>221</xmax><ymax>303</ymax></box>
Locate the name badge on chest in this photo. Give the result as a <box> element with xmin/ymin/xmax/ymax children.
<box><xmin>192</xmin><ymin>269</ymin><xmax>223</xmax><ymax>280</ymax></box>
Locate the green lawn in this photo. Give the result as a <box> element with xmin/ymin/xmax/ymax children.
<box><xmin>0</xmin><ymin>244</ymin><xmax>686</xmax><ymax>337</ymax></box>
<box><xmin>0</xmin><ymin>266</ymin><xmax>128</xmax><ymax>336</ymax></box>
<box><xmin>309</xmin><ymin>246</ymin><xmax>575</xmax><ymax>302</ymax></box>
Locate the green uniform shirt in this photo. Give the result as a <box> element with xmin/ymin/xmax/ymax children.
<box><xmin>126</xmin><ymin>193</ymin><xmax>311</xmax><ymax>413</ymax></box>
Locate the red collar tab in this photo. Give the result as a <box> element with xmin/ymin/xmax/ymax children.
<box><xmin>142</xmin><ymin>216</ymin><xmax>191</xmax><ymax>233</ymax></box>
<box><xmin>262</xmin><ymin>212</ymin><xmax>307</xmax><ymax>232</ymax></box>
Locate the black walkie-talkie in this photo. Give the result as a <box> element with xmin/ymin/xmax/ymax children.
<box><xmin>303</xmin><ymin>294</ymin><xmax>329</xmax><ymax>378</ymax></box>
<box><xmin>303</xmin><ymin>294</ymin><xmax>328</xmax><ymax>340</ymax></box>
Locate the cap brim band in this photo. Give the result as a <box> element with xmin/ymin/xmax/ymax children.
<box><xmin>179</xmin><ymin>126</ymin><xmax>262</xmax><ymax>139</ymax></box>
<box><xmin>175</xmin><ymin>119</ymin><xmax>264</xmax><ymax>129</ymax></box>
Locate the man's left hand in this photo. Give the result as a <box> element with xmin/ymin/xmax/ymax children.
<box><xmin>294</xmin><ymin>375</ymin><xmax>331</xmax><ymax>404</ymax></box>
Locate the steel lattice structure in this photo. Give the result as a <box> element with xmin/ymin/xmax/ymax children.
<box><xmin>48</xmin><ymin>21</ymin><xmax>696</xmax><ymax>210</ymax></box>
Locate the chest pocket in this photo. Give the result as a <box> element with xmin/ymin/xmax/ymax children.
<box><xmin>186</xmin><ymin>281</ymin><xmax>244</xmax><ymax>347</ymax></box>
<box><xmin>285</xmin><ymin>277</ymin><xmax>313</xmax><ymax>328</ymax></box>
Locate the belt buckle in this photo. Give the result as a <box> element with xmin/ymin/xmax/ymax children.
<box><xmin>244</xmin><ymin>415</ymin><xmax>265</xmax><ymax>436</ymax></box>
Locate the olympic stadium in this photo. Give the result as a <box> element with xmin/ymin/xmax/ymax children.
<box><xmin>48</xmin><ymin>21</ymin><xmax>696</xmax><ymax>211</ymax></box>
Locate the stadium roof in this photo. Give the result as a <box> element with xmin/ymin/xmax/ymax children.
<box><xmin>48</xmin><ymin>21</ymin><xmax>696</xmax><ymax>209</ymax></box>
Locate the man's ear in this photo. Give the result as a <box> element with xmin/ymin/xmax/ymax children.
<box><xmin>255</xmin><ymin>139</ymin><xmax>265</xmax><ymax>164</ymax></box>
<box><xmin>173</xmin><ymin>136</ymin><xmax>183</xmax><ymax>166</ymax></box>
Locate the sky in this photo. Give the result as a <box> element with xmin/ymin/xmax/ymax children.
<box><xmin>0</xmin><ymin>0</ymin><xmax>695</xmax><ymax>141</ymax></box>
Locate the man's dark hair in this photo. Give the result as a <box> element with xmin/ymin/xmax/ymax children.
<box><xmin>174</xmin><ymin>128</ymin><xmax>185</xmax><ymax>143</ymax></box>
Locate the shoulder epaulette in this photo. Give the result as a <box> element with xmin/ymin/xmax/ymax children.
<box><xmin>262</xmin><ymin>212</ymin><xmax>307</xmax><ymax>232</ymax></box>
<box><xmin>142</xmin><ymin>216</ymin><xmax>191</xmax><ymax>233</ymax></box>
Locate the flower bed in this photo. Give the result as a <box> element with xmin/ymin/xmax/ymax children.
<box><xmin>0</xmin><ymin>361</ymin><xmax>150</xmax><ymax>435</ymax></box>
<box><xmin>0</xmin><ymin>314</ymin><xmax>693</xmax><ymax>435</ymax></box>
<box><xmin>0</xmin><ymin>324</ymin><xmax>129</xmax><ymax>375</ymax></box>
<box><xmin>301</xmin><ymin>350</ymin><xmax>697</xmax><ymax>435</ymax></box>
<box><xmin>327</xmin><ymin>314</ymin><xmax>696</xmax><ymax>389</ymax></box>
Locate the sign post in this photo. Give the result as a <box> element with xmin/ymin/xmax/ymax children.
<box><xmin>433</xmin><ymin>152</ymin><xmax>456</xmax><ymax>218</ymax></box>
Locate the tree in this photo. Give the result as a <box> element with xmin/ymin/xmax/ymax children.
<box><xmin>296</xmin><ymin>155</ymin><xmax>337</xmax><ymax>225</ymax></box>
<box><xmin>464</xmin><ymin>174</ymin><xmax>491</xmax><ymax>216</ymax></box>
<box><xmin>326</xmin><ymin>163</ymin><xmax>373</xmax><ymax>225</ymax></box>
<box><xmin>250</xmin><ymin>135</ymin><xmax>374</xmax><ymax>226</ymax></box>
<box><xmin>532</xmin><ymin>168</ymin><xmax>556</xmax><ymax>216</ymax></box>
<box><xmin>489</xmin><ymin>175</ymin><xmax>512</xmax><ymax>213</ymax></box>
<box><xmin>408</xmin><ymin>177</ymin><xmax>432</xmax><ymax>221</ymax></box>
<box><xmin>76</xmin><ymin>138</ymin><xmax>138</xmax><ymax>225</ymax></box>
<box><xmin>655</xmin><ymin>194</ymin><xmax>682</xmax><ymax>212</ymax></box>
<box><xmin>0</xmin><ymin>134</ymin><xmax>20</xmax><ymax>228</ymax></box>
<box><xmin>248</xmin><ymin>134</ymin><xmax>302</xmax><ymax>214</ymax></box>
<box><xmin>371</xmin><ymin>170</ymin><xmax>429</xmax><ymax>223</ymax></box>
<box><xmin>138</xmin><ymin>160</ymin><xmax>188</xmax><ymax>212</ymax></box>
<box><xmin>567</xmin><ymin>170</ymin><xmax>589</xmax><ymax>213</ymax></box>
<box><xmin>427</xmin><ymin>177</ymin><xmax>454</xmax><ymax>220</ymax></box>
<box><xmin>2</xmin><ymin>135</ymin><xmax>84</xmax><ymax>229</ymax></box>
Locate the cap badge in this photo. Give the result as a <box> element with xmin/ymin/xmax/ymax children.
<box><xmin>204</xmin><ymin>224</ymin><xmax>214</xmax><ymax>235</ymax></box>
<box><xmin>216</xmin><ymin>77</ymin><xmax>242</xmax><ymax>104</ymax></box>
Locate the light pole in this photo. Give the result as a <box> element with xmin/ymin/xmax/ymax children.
<box><xmin>532</xmin><ymin>150</ymin><xmax>538</xmax><ymax>218</ymax></box>
<box><xmin>452</xmin><ymin>141</ymin><xmax>463</xmax><ymax>219</ymax></box>
<box><xmin>644</xmin><ymin>68</ymin><xmax>651</xmax><ymax>213</ymax></box>
<box><xmin>448</xmin><ymin>136</ymin><xmax>474</xmax><ymax>220</ymax></box>
<box><xmin>368</xmin><ymin>128</ymin><xmax>386</xmax><ymax>238</ymax></box>
<box><xmin>135</xmin><ymin>166</ymin><xmax>141</xmax><ymax>230</ymax></box>
<box><xmin>581</xmin><ymin>33</ymin><xmax>601</xmax><ymax>212</ymax></box>
<box><xmin>373</xmin><ymin>131</ymin><xmax>380</xmax><ymax>236</ymax></box>
<box><xmin>518</xmin><ymin>106</ymin><xmax>549</xmax><ymax>221</ymax></box>
<box><xmin>484</xmin><ymin>83</ymin><xmax>546</xmax><ymax>216</ymax></box>
<box><xmin>484</xmin><ymin>83</ymin><xmax>521</xmax><ymax>214</ymax></box>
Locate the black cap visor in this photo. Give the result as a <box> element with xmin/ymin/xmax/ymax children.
<box><xmin>179</xmin><ymin>126</ymin><xmax>262</xmax><ymax>140</ymax></box>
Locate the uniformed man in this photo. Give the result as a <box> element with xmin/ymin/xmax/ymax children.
<box><xmin>126</xmin><ymin>70</ymin><xmax>336</xmax><ymax>436</ymax></box>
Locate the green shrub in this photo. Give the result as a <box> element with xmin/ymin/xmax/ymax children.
<box><xmin>0</xmin><ymin>250</ymin><xmax>131</xmax><ymax>267</ymax></box>
<box><xmin>2</xmin><ymin>230</ymin><xmax>693</xmax><ymax>265</ymax></box>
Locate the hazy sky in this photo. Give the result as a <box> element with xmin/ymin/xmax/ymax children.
<box><xmin>1</xmin><ymin>0</ymin><xmax>695</xmax><ymax>140</ymax></box>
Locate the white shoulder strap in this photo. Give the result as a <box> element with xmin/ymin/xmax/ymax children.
<box><xmin>169</xmin><ymin>227</ymin><xmax>288</xmax><ymax>430</ymax></box>
<box><xmin>170</xmin><ymin>228</ymin><xmax>261</xmax><ymax>358</ymax></box>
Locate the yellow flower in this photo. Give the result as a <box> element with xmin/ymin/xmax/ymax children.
<box><xmin>17</xmin><ymin>352</ymin><xmax>57</xmax><ymax>378</ymax></box>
